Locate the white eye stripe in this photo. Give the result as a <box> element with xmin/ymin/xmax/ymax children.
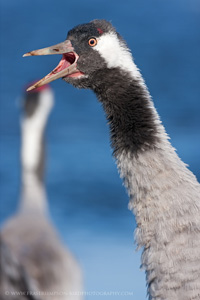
<box><xmin>94</xmin><ymin>32</ymin><xmax>141</xmax><ymax>79</ymax></box>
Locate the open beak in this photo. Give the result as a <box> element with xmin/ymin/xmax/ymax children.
<box><xmin>23</xmin><ymin>40</ymin><xmax>81</xmax><ymax>91</ymax></box>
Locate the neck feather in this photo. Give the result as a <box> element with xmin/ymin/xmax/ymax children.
<box><xmin>20</xmin><ymin>90</ymin><xmax>53</xmax><ymax>213</ymax></box>
<box><xmin>93</xmin><ymin>67</ymin><xmax>166</xmax><ymax>155</ymax></box>
<box><xmin>20</xmin><ymin>117</ymin><xmax>47</xmax><ymax>213</ymax></box>
<box><xmin>20</xmin><ymin>171</ymin><xmax>47</xmax><ymax>213</ymax></box>
<box><xmin>94</xmin><ymin>67</ymin><xmax>200</xmax><ymax>299</ymax></box>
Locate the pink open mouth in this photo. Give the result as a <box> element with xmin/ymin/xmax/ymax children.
<box><xmin>48</xmin><ymin>52</ymin><xmax>84</xmax><ymax>79</ymax></box>
<box><xmin>53</xmin><ymin>53</ymin><xmax>75</xmax><ymax>73</ymax></box>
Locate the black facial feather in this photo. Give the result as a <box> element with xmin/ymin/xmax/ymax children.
<box><xmin>66</xmin><ymin>22</ymin><xmax>107</xmax><ymax>76</ymax></box>
<box><xmin>66</xmin><ymin>20</ymin><xmax>116</xmax><ymax>70</ymax></box>
<box><xmin>67</xmin><ymin>19</ymin><xmax>114</xmax><ymax>40</ymax></box>
<box><xmin>67</xmin><ymin>23</ymin><xmax>100</xmax><ymax>42</ymax></box>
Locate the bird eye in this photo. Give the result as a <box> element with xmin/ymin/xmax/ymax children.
<box><xmin>88</xmin><ymin>38</ymin><xmax>97</xmax><ymax>47</ymax></box>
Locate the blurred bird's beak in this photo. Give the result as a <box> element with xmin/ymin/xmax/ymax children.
<box><xmin>23</xmin><ymin>40</ymin><xmax>82</xmax><ymax>91</ymax></box>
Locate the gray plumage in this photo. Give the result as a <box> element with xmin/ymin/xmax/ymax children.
<box><xmin>0</xmin><ymin>85</ymin><xmax>82</xmax><ymax>299</ymax></box>
<box><xmin>117</xmin><ymin>121</ymin><xmax>200</xmax><ymax>300</ymax></box>
<box><xmin>0</xmin><ymin>234</ymin><xmax>39</xmax><ymax>300</ymax></box>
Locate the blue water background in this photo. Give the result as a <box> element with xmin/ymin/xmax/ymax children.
<box><xmin>0</xmin><ymin>0</ymin><xmax>200</xmax><ymax>299</ymax></box>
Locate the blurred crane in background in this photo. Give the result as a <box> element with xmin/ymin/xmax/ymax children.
<box><xmin>0</xmin><ymin>84</ymin><xmax>83</xmax><ymax>300</ymax></box>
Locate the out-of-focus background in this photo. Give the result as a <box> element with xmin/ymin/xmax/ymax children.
<box><xmin>0</xmin><ymin>0</ymin><xmax>199</xmax><ymax>299</ymax></box>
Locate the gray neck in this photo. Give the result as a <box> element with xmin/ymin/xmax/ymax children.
<box><xmin>20</xmin><ymin>115</ymin><xmax>46</xmax><ymax>213</ymax></box>
<box><xmin>96</xmin><ymin>69</ymin><xmax>200</xmax><ymax>299</ymax></box>
<box><xmin>117</xmin><ymin>135</ymin><xmax>200</xmax><ymax>299</ymax></box>
<box><xmin>20</xmin><ymin>120</ymin><xmax>47</xmax><ymax>213</ymax></box>
<box><xmin>19</xmin><ymin>89</ymin><xmax>53</xmax><ymax>214</ymax></box>
<box><xmin>20</xmin><ymin>170</ymin><xmax>47</xmax><ymax>214</ymax></box>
